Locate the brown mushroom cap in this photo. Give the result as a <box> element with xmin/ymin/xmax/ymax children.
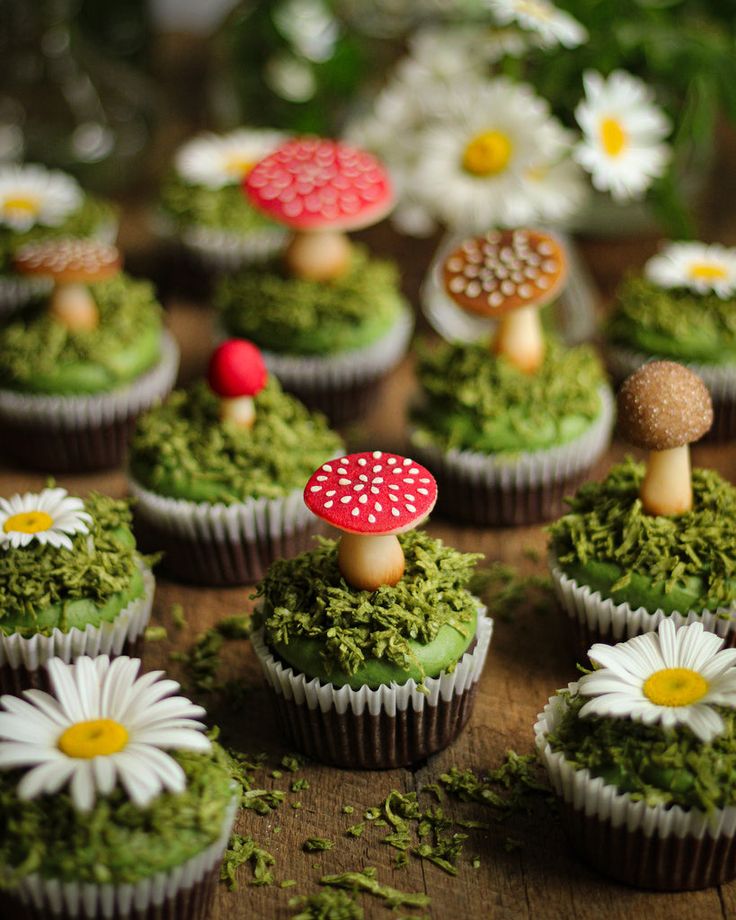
<box><xmin>442</xmin><ymin>229</ymin><xmax>567</xmax><ymax>318</ymax></box>
<box><xmin>14</xmin><ymin>239</ymin><xmax>121</xmax><ymax>284</ymax></box>
<box><xmin>617</xmin><ymin>361</ymin><xmax>713</xmax><ymax>450</ymax></box>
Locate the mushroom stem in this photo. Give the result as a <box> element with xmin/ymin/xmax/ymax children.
<box><xmin>641</xmin><ymin>445</ymin><xmax>692</xmax><ymax>516</ymax></box>
<box><xmin>220</xmin><ymin>395</ymin><xmax>256</xmax><ymax>429</ymax></box>
<box><xmin>337</xmin><ymin>532</ymin><xmax>405</xmax><ymax>591</ymax></box>
<box><xmin>285</xmin><ymin>230</ymin><xmax>352</xmax><ymax>282</ymax></box>
<box><xmin>492</xmin><ymin>305</ymin><xmax>544</xmax><ymax>374</ymax></box>
<box><xmin>49</xmin><ymin>283</ymin><xmax>99</xmax><ymax>332</ymax></box>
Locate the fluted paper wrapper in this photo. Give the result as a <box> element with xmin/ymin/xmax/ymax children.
<box><xmin>0</xmin><ymin>567</ymin><xmax>154</xmax><ymax>695</ymax></box>
<box><xmin>550</xmin><ymin>555</ymin><xmax>736</xmax><ymax>659</ymax></box>
<box><xmin>535</xmin><ymin>689</ymin><xmax>736</xmax><ymax>889</ymax></box>
<box><xmin>0</xmin><ymin>332</ymin><xmax>179</xmax><ymax>472</ymax></box>
<box><xmin>2</xmin><ymin>797</ymin><xmax>238</xmax><ymax>920</ymax></box>
<box><xmin>251</xmin><ymin>609</ymin><xmax>492</xmax><ymax>768</ymax></box>
<box><xmin>410</xmin><ymin>386</ymin><xmax>614</xmax><ymax>526</ymax></box>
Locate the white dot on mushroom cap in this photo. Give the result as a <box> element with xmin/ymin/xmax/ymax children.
<box><xmin>341</xmin><ymin>496</ymin><xmax>352</xmax><ymax>504</ymax></box>
<box><xmin>375</xmin><ymin>502</ymin><xmax>382</xmax><ymax>511</ymax></box>
<box><xmin>501</xmin><ymin>281</ymin><xmax>515</xmax><ymax>296</ymax></box>
<box><xmin>538</xmin><ymin>241</ymin><xmax>554</xmax><ymax>255</ymax></box>
<box><xmin>406</xmin><ymin>504</ymin><xmax>416</xmax><ymax>513</ymax></box>
<box><xmin>354</xmin><ymin>484</ymin><xmax>364</xmax><ymax>491</ymax></box>
<box><xmin>389</xmin><ymin>483</ymin><xmax>399</xmax><ymax>489</ymax></box>
<box><xmin>389</xmin><ymin>493</ymin><xmax>399</xmax><ymax>501</ymax></box>
<box><xmin>359</xmin><ymin>474</ymin><xmax>368</xmax><ymax>482</ymax></box>
<box><xmin>326</xmin><ymin>490</ymin><xmax>335</xmax><ymax>496</ymax></box>
<box><xmin>525</xmin><ymin>267</ymin><xmax>539</xmax><ymax>279</ymax></box>
<box><xmin>359</xmin><ymin>495</ymin><xmax>367</xmax><ymax>504</ymax></box>
<box><xmin>511</xmin><ymin>272</ymin><xmax>524</xmax><ymax>284</ymax></box>
<box><xmin>405</xmin><ymin>494</ymin><xmax>415</xmax><ymax>501</ymax></box>
<box><xmin>387</xmin><ymin>457</ymin><xmax>396</xmax><ymax>464</ymax></box>
<box><xmin>339</xmin><ymin>478</ymin><xmax>350</xmax><ymax>485</ymax></box>
<box><xmin>418</xmin><ymin>488</ymin><xmax>429</xmax><ymax>495</ymax></box>
<box><xmin>358</xmin><ymin>458</ymin><xmax>367</xmax><ymax>466</ymax></box>
<box><xmin>371</xmin><ymin>487</ymin><xmax>379</xmax><ymax>494</ymax></box>
<box><xmin>449</xmin><ymin>277</ymin><xmax>465</xmax><ymax>294</ymax></box>
<box><xmin>463</xmin><ymin>264</ymin><xmax>480</xmax><ymax>278</ymax></box>
<box><xmin>372</xmin><ymin>450</ymin><xmax>382</xmax><ymax>458</ymax></box>
<box><xmin>542</xmin><ymin>260</ymin><xmax>558</xmax><ymax>274</ymax></box>
<box><xmin>325</xmin><ymin>501</ymin><xmax>333</xmax><ymax>508</ymax></box>
<box><xmin>537</xmin><ymin>276</ymin><xmax>550</xmax><ymax>289</ymax></box>
<box><xmin>488</xmin><ymin>292</ymin><xmax>503</xmax><ymax>307</ymax></box>
<box><xmin>322</xmin><ymin>464</ymin><xmax>332</xmax><ymax>472</ymax></box>
<box><xmin>337</xmin><ymin>467</ymin><xmax>347</xmax><ymax>475</ymax></box>
<box><xmin>310</xmin><ymin>486</ymin><xmax>322</xmax><ymax>492</ymax></box>
<box><xmin>447</xmin><ymin>257</ymin><xmax>464</xmax><ymax>272</ymax></box>
<box><xmin>372</xmin><ymin>464</ymin><xmax>382</xmax><ymax>472</ymax></box>
<box><xmin>403</xmin><ymin>458</ymin><xmax>412</xmax><ymax>465</ymax></box>
<box><xmin>519</xmin><ymin>284</ymin><xmax>533</xmax><ymax>299</ymax></box>
<box><xmin>392</xmin><ymin>508</ymin><xmax>400</xmax><ymax>517</ymax></box>
<box><xmin>368</xmin><ymin>514</ymin><xmax>376</xmax><ymax>523</ymax></box>
<box><xmin>466</xmin><ymin>281</ymin><xmax>481</xmax><ymax>298</ymax></box>
<box><xmin>352</xmin><ymin>508</ymin><xmax>360</xmax><ymax>517</ymax></box>
<box><xmin>392</xmin><ymin>468</ymin><xmax>402</xmax><ymax>475</ymax></box>
<box><xmin>316</xmin><ymin>475</ymin><xmax>327</xmax><ymax>482</ymax></box>
<box><xmin>404</xmin><ymin>478</ymin><xmax>415</xmax><ymax>484</ymax></box>
<box><xmin>527</xmin><ymin>253</ymin><xmax>541</xmax><ymax>266</ymax></box>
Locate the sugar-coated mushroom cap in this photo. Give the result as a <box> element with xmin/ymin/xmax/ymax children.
<box><xmin>14</xmin><ymin>239</ymin><xmax>121</xmax><ymax>284</ymax></box>
<box><xmin>207</xmin><ymin>339</ymin><xmax>268</xmax><ymax>399</ymax></box>
<box><xmin>442</xmin><ymin>229</ymin><xmax>566</xmax><ymax>318</ymax></box>
<box><xmin>245</xmin><ymin>137</ymin><xmax>394</xmax><ymax>232</ymax></box>
<box><xmin>617</xmin><ymin>361</ymin><xmax>713</xmax><ymax>450</ymax></box>
<box><xmin>304</xmin><ymin>450</ymin><xmax>437</xmax><ymax>535</ymax></box>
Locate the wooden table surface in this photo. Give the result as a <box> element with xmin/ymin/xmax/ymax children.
<box><xmin>4</xmin><ymin>220</ymin><xmax>736</xmax><ymax>919</ymax></box>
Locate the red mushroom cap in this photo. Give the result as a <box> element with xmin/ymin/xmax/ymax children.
<box><xmin>207</xmin><ymin>339</ymin><xmax>268</xmax><ymax>399</ymax></box>
<box><xmin>244</xmin><ymin>138</ymin><xmax>394</xmax><ymax>232</ymax></box>
<box><xmin>304</xmin><ymin>450</ymin><xmax>437</xmax><ymax>535</ymax></box>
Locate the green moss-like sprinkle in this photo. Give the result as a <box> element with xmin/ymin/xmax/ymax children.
<box><xmin>171</xmin><ymin>602</ymin><xmax>186</xmax><ymax>629</ymax></box>
<box><xmin>130</xmin><ymin>377</ymin><xmax>341</xmax><ymax>504</ymax></box>
<box><xmin>289</xmin><ymin>888</ymin><xmax>364</xmax><ymax>920</ymax></box>
<box><xmin>220</xmin><ymin>833</ymin><xmax>275</xmax><ymax>889</ymax></box>
<box><xmin>303</xmin><ymin>837</ymin><xmax>334</xmax><ymax>853</ymax></box>
<box><xmin>160</xmin><ymin>173</ymin><xmax>277</xmax><ymax>234</ymax></box>
<box><xmin>144</xmin><ymin>626</ymin><xmax>167</xmax><ymax>642</ymax></box>
<box><xmin>216</xmin><ymin>248</ymin><xmax>406</xmax><ymax>355</ymax></box>
<box><xmin>320</xmin><ymin>868</ymin><xmax>430</xmax><ymax>911</ymax></box>
<box><xmin>413</xmin><ymin>338</ymin><xmax>605</xmax><ymax>454</ymax></box>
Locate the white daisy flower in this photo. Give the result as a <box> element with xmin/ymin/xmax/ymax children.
<box><xmin>0</xmin><ymin>488</ymin><xmax>92</xmax><ymax>551</ymax></box>
<box><xmin>645</xmin><ymin>241</ymin><xmax>736</xmax><ymax>298</ymax></box>
<box><xmin>578</xmin><ymin>619</ymin><xmax>736</xmax><ymax>743</ymax></box>
<box><xmin>175</xmin><ymin>128</ymin><xmax>287</xmax><ymax>190</ymax></box>
<box><xmin>485</xmin><ymin>0</ymin><xmax>588</xmax><ymax>49</ymax></box>
<box><xmin>0</xmin><ymin>656</ymin><xmax>210</xmax><ymax>812</ymax></box>
<box><xmin>574</xmin><ymin>70</ymin><xmax>671</xmax><ymax>202</ymax></box>
<box><xmin>0</xmin><ymin>164</ymin><xmax>82</xmax><ymax>232</ymax></box>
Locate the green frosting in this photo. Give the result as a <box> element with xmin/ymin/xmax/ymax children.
<box><xmin>255</xmin><ymin>530</ymin><xmax>482</xmax><ymax>689</ymax></box>
<box><xmin>0</xmin><ymin>274</ymin><xmax>163</xmax><ymax>394</ymax></box>
<box><xmin>0</xmin><ymin>195</ymin><xmax>116</xmax><ymax>274</ymax></box>
<box><xmin>0</xmin><ymin>493</ymin><xmax>146</xmax><ymax>637</ymax></box>
<box><xmin>0</xmin><ymin>743</ymin><xmax>234</xmax><ymax>886</ymax></box>
<box><xmin>413</xmin><ymin>339</ymin><xmax>606</xmax><ymax>454</ymax></box>
<box><xmin>608</xmin><ymin>275</ymin><xmax>736</xmax><ymax>365</ymax></box>
<box><xmin>160</xmin><ymin>173</ymin><xmax>278</xmax><ymax>234</ymax></box>
<box><xmin>548</xmin><ymin>691</ymin><xmax>736</xmax><ymax>812</ymax></box>
<box><xmin>549</xmin><ymin>458</ymin><xmax>736</xmax><ymax>614</ymax></box>
<box><xmin>130</xmin><ymin>377</ymin><xmax>342</xmax><ymax>504</ymax></box>
<box><xmin>215</xmin><ymin>248</ymin><xmax>406</xmax><ymax>355</ymax></box>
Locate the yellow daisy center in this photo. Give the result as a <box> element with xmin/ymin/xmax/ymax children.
<box><xmin>58</xmin><ymin>719</ymin><xmax>129</xmax><ymax>759</ymax></box>
<box><xmin>600</xmin><ymin>117</ymin><xmax>627</xmax><ymax>158</ymax></box>
<box><xmin>643</xmin><ymin>667</ymin><xmax>709</xmax><ymax>707</ymax></box>
<box><xmin>223</xmin><ymin>154</ymin><xmax>255</xmax><ymax>178</ymax></box>
<box><xmin>3</xmin><ymin>510</ymin><xmax>54</xmax><ymax>534</ymax></box>
<box><xmin>463</xmin><ymin>131</ymin><xmax>514</xmax><ymax>176</ymax></box>
<box><xmin>3</xmin><ymin>195</ymin><xmax>41</xmax><ymax>217</ymax></box>
<box><xmin>689</xmin><ymin>261</ymin><xmax>727</xmax><ymax>282</ymax></box>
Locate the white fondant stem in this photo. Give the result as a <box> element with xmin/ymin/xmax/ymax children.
<box><xmin>285</xmin><ymin>229</ymin><xmax>352</xmax><ymax>282</ymax></box>
<box><xmin>337</xmin><ymin>531</ymin><xmax>405</xmax><ymax>591</ymax></box>
<box><xmin>49</xmin><ymin>282</ymin><xmax>99</xmax><ymax>331</ymax></box>
<box><xmin>493</xmin><ymin>305</ymin><xmax>544</xmax><ymax>373</ymax></box>
<box><xmin>220</xmin><ymin>394</ymin><xmax>255</xmax><ymax>428</ymax></box>
<box><xmin>641</xmin><ymin>445</ymin><xmax>692</xmax><ymax>516</ymax></box>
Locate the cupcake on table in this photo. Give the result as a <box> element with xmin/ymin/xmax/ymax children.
<box><xmin>0</xmin><ymin>239</ymin><xmax>179</xmax><ymax>472</ymax></box>
<box><xmin>410</xmin><ymin>228</ymin><xmax>614</xmax><ymax>526</ymax></box>
<box><xmin>215</xmin><ymin>137</ymin><xmax>413</xmax><ymax>425</ymax></box>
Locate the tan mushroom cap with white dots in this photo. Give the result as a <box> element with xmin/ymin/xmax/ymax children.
<box><xmin>442</xmin><ymin>229</ymin><xmax>567</xmax><ymax>318</ymax></box>
<box><xmin>14</xmin><ymin>239</ymin><xmax>122</xmax><ymax>284</ymax></box>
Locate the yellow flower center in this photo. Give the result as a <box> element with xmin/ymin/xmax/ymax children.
<box><xmin>516</xmin><ymin>0</ymin><xmax>552</xmax><ymax>20</ymax></box>
<box><xmin>58</xmin><ymin>719</ymin><xmax>129</xmax><ymax>759</ymax></box>
<box><xmin>3</xmin><ymin>195</ymin><xmax>40</xmax><ymax>217</ymax></box>
<box><xmin>689</xmin><ymin>262</ymin><xmax>727</xmax><ymax>282</ymax></box>
<box><xmin>643</xmin><ymin>667</ymin><xmax>709</xmax><ymax>707</ymax></box>
<box><xmin>600</xmin><ymin>117</ymin><xmax>627</xmax><ymax>157</ymax></box>
<box><xmin>3</xmin><ymin>510</ymin><xmax>53</xmax><ymax>534</ymax></box>
<box><xmin>463</xmin><ymin>131</ymin><xmax>514</xmax><ymax>176</ymax></box>
<box><xmin>223</xmin><ymin>154</ymin><xmax>255</xmax><ymax>178</ymax></box>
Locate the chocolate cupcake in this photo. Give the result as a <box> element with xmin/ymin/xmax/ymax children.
<box><xmin>251</xmin><ymin>450</ymin><xmax>493</xmax><ymax>768</ymax></box>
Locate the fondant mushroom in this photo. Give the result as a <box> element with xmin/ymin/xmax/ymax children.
<box><xmin>207</xmin><ymin>339</ymin><xmax>268</xmax><ymax>429</ymax></box>
<box><xmin>245</xmin><ymin>137</ymin><xmax>393</xmax><ymax>283</ymax></box>
<box><xmin>617</xmin><ymin>361</ymin><xmax>713</xmax><ymax>516</ymax></box>
<box><xmin>304</xmin><ymin>450</ymin><xmax>437</xmax><ymax>591</ymax></box>
<box><xmin>14</xmin><ymin>239</ymin><xmax>121</xmax><ymax>331</ymax></box>
<box><xmin>442</xmin><ymin>229</ymin><xmax>567</xmax><ymax>373</ymax></box>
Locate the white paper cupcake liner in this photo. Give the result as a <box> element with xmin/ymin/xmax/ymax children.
<box><xmin>606</xmin><ymin>343</ymin><xmax>736</xmax><ymax>399</ymax></box>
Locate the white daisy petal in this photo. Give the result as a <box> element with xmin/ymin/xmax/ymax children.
<box><xmin>18</xmin><ymin>759</ymin><xmax>78</xmax><ymax>799</ymax></box>
<box><xmin>176</xmin><ymin>128</ymin><xmax>286</xmax><ymax>190</ymax></box>
<box><xmin>126</xmin><ymin>697</ymin><xmax>206</xmax><ymax>731</ymax></box>
<box><xmin>48</xmin><ymin>659</ymin><xmax>87</xmax><ymax>723</ymax></box>
<box><xmin>130</xmin><ymin>728</ymin><xmax>211</xmax><ymax>751</ymax></box>
<box><xmin>18</xmin><ymin>690</ymin><xmax>69</xmax><ymax>727</ymax></box>
<box><xmin>125</xmin><ymin>743</ymin><xmax>186</xmax><ymax>793</ymax></box>
<box><xmin>93</xmin><ymin>755</ymin><xmax>117</xmax><ymax>796</ymax></box>
<box><xmin>645</xmin><ymin>241</ymin><xmax>736</xmax><ymax>298</ymax></box>
<box><xmin>0</xmin><ymin>164</ymin><xmax>82</xmax><ymax>231</ymax></box>
<box><xmin>0</xmin><ymin>742</ymin><xmax>64</xmax><ymax>768</ymax></box>
<box><xmin>0</xmin><ymin>487</ymin><xmax>91</xmax><ymax>552</ymax></box>
<box><xmin>485</xmin><ymin>0</ymin><xmax>587</xmax><ymax>49</ymax></box>
<box><xmin>683</xmin><ymin>705</ymin><xmax>724</xmax><ymax>743</ymax></box>
<box><xmin>70</xmin><ymin>760</ymin><xmax>95</xmax><ymax>812</ymax></box>
<box><xmin>114</xmin><ymin>751</ymin><xmax>164</xmax><ymax>807</ymax></box>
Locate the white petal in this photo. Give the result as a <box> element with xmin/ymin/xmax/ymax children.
<box><xmin>17</xmin><ymin>759</ymin><xmax>77</xmax><ymax>799</ymax></box>
<box><xmin>48</xmin><ymin>659</ymin><xmax>86</xmax><ymax>722</ymax></box>
<box><xmin>0</xmin><ymin>710</ymin><xmax>59</xmax><ymax>744</ymax></box>
<box><xmin>129</xmin><ymin>728</ymin><xmax>211</xmax><ymax>751</ymax></box>
<box><xmin>125</xmin><ymin>743</ymin><xmax>186</xmax><ymax>793</ymax></box>
<box><xmin>100</xmin><ymin>657</ymin><xmax>141</xmax><ymax>720</ymax></box>
<box><xmin>70</xmin><ymin>760</ymin><xmax>95</xmax><ymax>812</ymax></box>
<box><xmin>73</xmin><ymin>657</ymin><xmax>102</xmax><ymax>720</ymax></box>
<box><xmin>113</xmin><ymin>751</ymin><xmax>163</xmax><ymax>807</ymax></box>
<box><xmin>126</xmin><ymin>697</ymin><xmax>206</xmax><ymax>731</ymax></box>
<box><xmin>20</xmin><ymin>689</ymin><xmax>70</xmax><ymax>727</ymax></box>
<box><xmin>0</xmin><ymin>742</ymin><xmax>64</xmax><ymax>768</ymax></box>
<box><xmin>683</xmin><ymin>705</ymin><xmax>724</xmax><ymax>743</ymax></box>
<box><xmin>92</xmin><ymin>755</ymin><xmax>117</xmax><ymax>796</ymax></box>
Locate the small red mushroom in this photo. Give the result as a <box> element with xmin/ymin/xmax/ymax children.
<box><xmin>207</xmin><ymin>339</ymin><xmax>268</xmax><ymax>429</ymax></box>
<box><xmin>245</xmin><ymin>137</ymin><xmax>393</xmax><ymax>282</ymax></box>
<box><xmin>304</xmin><ymin>450</ymin><xmax>438</xmax><ymax>591</ymax></box>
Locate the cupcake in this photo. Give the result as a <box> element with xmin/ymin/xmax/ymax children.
<box><xmin>0</xmin><ymin>163</ymin><xmax>117</xmax><ymax>317</ymax></box>
<box><xmin>536</xmin><ymin>619</ymin><xmax>736</xmax><ymax>890</ymax></box>
<box><xmin>251</xmin><ymin>450</ymin><xmax>493</xmax><ymax>768</ymax></box>
<box><xmin>607</xmin><ymin>241</ymin><xmax>736</xmax><ymax>441</ymax></box>
<box><xmin>216</xmin><ymin>137</ymin><xmax>413</xmax><ymax>425</ymax></box>
<box><xmin>0</xmin><ymin>655</ymin><xmax>237</xmax><ymax>919</ymax></box>
<box><xmin>549</xmin><ymin>361</ymin><xmax>736</xmax><ymax>655</ymax></box>
<box><xmin>158</xmin><ymin>127</ymin><xmax>288</xmax><ymax>271</ymax></box>
<box><xmin>129</xmin><ymin>338</ymin><xmax>342</xmax><ymax>586</ymax></box>
<box><xmin>0</xmin><ymin>239</ymin><xmax>179</xmax><ymax>472</ymax></box>
<box><xmin>0</xmin><ymin>487</ymin><xmax>155</xmax><ymax>695</ymax></box>
<box><xmin>410</xmin><ymin>229</ymin><xmax>614</xmax><ymax>526</ymax></box>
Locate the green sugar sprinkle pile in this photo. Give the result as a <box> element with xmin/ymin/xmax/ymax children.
<box><xmin>289</xmin><ymin>888</ymin><xmax>364</xmax><ymax>919</ymax></box>
<box><xmin>221</xmin><ymin>834</ymin><xmax>276</xmax><ymax>889</ymax></box>
<box><xmin>171</xmin><ymin>613</ymin><xmax>253</xmax><ymax>694</ymax></box>
<box><xmin>131</xmin><ymin>378</ymin><xmax>341</xmax><ymax>504</ymax></box>
<box><xmin>256</xmin><ymin>531</ymin><xmax>481</xmax><ymax>678</ymax></box>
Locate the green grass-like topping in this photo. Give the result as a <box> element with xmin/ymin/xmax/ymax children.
<box><xmin>215</xmin><ymin>248</ymin><xmax>406</xmax><ymax>355</ymax></box>
<box><xmin>0</xmin><ymin>273</ymin><xmax>162</xmax><ymax>393</ymax></box>
<box><xmin>608</xmin><ymin>275</ymin><xmax>736</xmax><ymax>365</ymax></box>
<box><xmin>255</xmin><ymin>531</ymin><xmax>481</xmax><ymax>677</ymax></box>
<box><xmin>548</xmin><ymin>690</ymin><xmax>736</xmax><ymax>812</ymax></box>
<box><xmin>413</xmin><ymin>339</ymin><xmax>605</xmax><ymax>454</ymax></box>
<box><xmin>130</xmin><ymin>377</ymin><xmax>342</xmax><ymax>504</ymax></box>
<box><xmin>159</xmin><ymin>172</ymin><xmax>277</xmax><ymax>234</ymax></box>
<box><xmin>0</xmin><ymin>743</ymin><xmax>234</xmax><ymax>886</ymax></box>
<box><xmin>549</xmin><ymin>458</ymin><xmax>736</xmax><ymax>613</ymax></box>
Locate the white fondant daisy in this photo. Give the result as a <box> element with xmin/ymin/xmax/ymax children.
<box><xmin>0</xmin><ymin>656</ymin><xmax>210</xmax><ymax>812</ymax></box>
<box><xmin>485</xmin><ymin>0</ymin><xmax>587</xmax><ymax>48</ymax></box>
<box><xmin>0</xmin><ymin>488</ymin><xmax>92</xmax><ymax>551</ymax></box>
<box><xmin>578</xmin><ymin>619</ymin><xmax>736</xmax><ymax>742</ymax></box>
<box><xmin>0</xmin><ymin>164</ymin><xmax>82</xmax><ymax>232</ymax></box>
<box><xmin>574</xmin><ymin>70</ymin><xmax>671</xmax><ymax>202</ymax></box>
<box><xmin>175</xmin><ymin>128</ymin><xmax>287</xmax><ymax>190</ymax></box>
<box><xmin>645</xmin><ymin>241</ymin><xmax>736</xmax><ymax>298</ymax></box>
